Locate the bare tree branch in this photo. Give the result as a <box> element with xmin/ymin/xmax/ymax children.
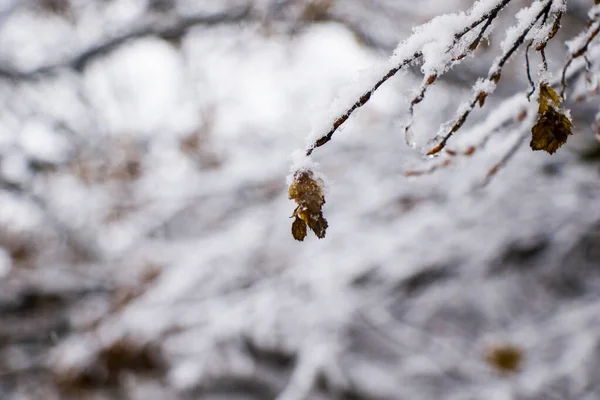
<box><xmin>426</xmin><ymin>1</ymin><xmax>553</xmax><ymax>155</ymax></box>
<box><xmin>0</xmin><ymin>5</ymin><xmax>252</xmax><ymax>80</ymax></box>
<box><xmin>305</xmin><ymin>0</ymin><xmax>516</xmax><ymax>156</ymax></box>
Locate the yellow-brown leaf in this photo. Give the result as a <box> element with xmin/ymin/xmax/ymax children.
<box><xmin>288</xmin><ymin>170</ymin><xmax>328</xmax><ymax>241</ymax></box>
<box><xmin>531</xmin><ymin>110</ymin><xmax>573</xmax><ymax>155</ymax></box>
<box><xmin>291</xmin><ymin>217</ymin><xmax>307</xmax><ymax>241</ymax></box>
<box><xmin>531</xmin><ymin>83</ymin><xmax>573</xmax><ymax>154</ymax></box>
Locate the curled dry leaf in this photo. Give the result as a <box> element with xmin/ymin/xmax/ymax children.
<box><xmin>530</xmin><ymin>83</ymin><xmax>573</xmax><ymax>154</ymax></box>
<box><xmin>288</xmin><ymin>170</ymin><xmax>328</xmax><ymax>241</ymax></box>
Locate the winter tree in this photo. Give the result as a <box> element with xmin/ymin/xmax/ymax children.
<box><xmin>0</xmin><ymin>1</ymin><xmax>599</xmax><ymax>400</ymax></box>
<box><xmin>288</xmin><ymin>0</ymin><xmax>600</xmax><ymax>240</ymax></box>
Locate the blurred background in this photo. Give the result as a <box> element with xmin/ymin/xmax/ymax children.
<box><xmin>0</xmin><ymin>0</ymin><xmax>599</xmax><ymax>399</ymax></box>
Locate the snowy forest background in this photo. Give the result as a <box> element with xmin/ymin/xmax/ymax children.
<box><xmin>0</xmin><ymin>0</ymin><xmax>599</xmax><ymax>399</ymax></box>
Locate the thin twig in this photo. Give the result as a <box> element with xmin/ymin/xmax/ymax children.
<box><xmin>306</xmin><ymin>0</ymin><xmax>515</xmax><ymax>156</ymax></box>
<box><xmin>306</xmin><ymin>53</ymin><xmax>421</xmax><ymax>156</ymax></box>
<box><xmin>404</xmin><ymin>74</ymin><xmax>437</xmax><ymax>147</ymax></box>
<box><xmin>453</xmin><ymin>0</ymin><xmax>514</xmax><ymax>40</ymax></box>
<box><xmin>477</xmin><ymin>130</ymin><xmax>528</xmax><ymax>187</ymax></box>
<box><xmin>525</xmin><ymin>41</ymin><xmax>536</xmax><ymax>99</ymax></box>
<box><xmin>560</xmin><ymin>18</ymin><xmax>600</xmax><ymax>98</ymax></box>
<box><xmin>404</xmin><ymin>109</ymin><xmax>524</xmax><ymax>177</ymax></box>
<box><xmin>540</xmin><ymin>48</ymin><xmax>548</xmax><ymax>71</ymax></box>
<box><xmin>404</xmin><ymin>9</ymin><xmax>500</xmax><ymax>147</ymax></box>
<box><xmin>427</xmin><ymin>1</ymin><xmax>552</xmax><ymax>156</ymax></box>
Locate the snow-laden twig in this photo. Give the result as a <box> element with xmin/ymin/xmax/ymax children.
<box><xmin>305</xmin><ymin>0</ymin><xmax>515</xmax><ymax>156</ymax></box>
<box><xmin>478</xmin><ymin>130</ymin><xmax>529</xmax><ymax>187</ymax></box>
<box><xmin>288</xmin><ymin>0</ymin><xmax>600</xmax><ymax>240</ymax></box>
<box><xmin>560</xmin><ymin>7</ymin><xmax>600</xmax><ymax>98</ymax></box>
<box><xmin>426</xmin><ymin>0</ymin><xmax>554</xmax><ymax>155</ymax></box>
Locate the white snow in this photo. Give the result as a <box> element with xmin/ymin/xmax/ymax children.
<box><xmin>0</xmin><ymin>1</ymin><xmax>600</xmax><ymax>400</ymax></box>
<box><xmin>19</xmin><ymin>120</ymin><xmax>71</xmax><ymax>164</ymax></box>
<box><xmin>84</xmin><ymin>37</ymin><xmax>199</xmax><ymax>138</ymax></box>
<box><xmin>501</xmin><ymin>1</ymin><xmax>547</xmax><ymax>54</ymax></box>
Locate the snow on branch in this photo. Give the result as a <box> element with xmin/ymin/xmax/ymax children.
<box><xmin>426</xmin><ymin>0</ymin><xmax>555</xmax><ymax>156</ymax></box>
<box><xmin>288</xmin><ymin>0</ymin><xmax>600</xmax><ymax>241</ymax></box>
<box><xmin>0</xmin><ymin>5</ymin><xmax>252</xmax><ymax>80</ymax></box>
<box><xmin>304</xmin><ymin>0</ymin><xmax>514</xmax><ymax>157</ymax></box>
<box><xmin>560</xmin><ymin>5</ymin><xmax>600</xmax><ymax>98</ymax></box>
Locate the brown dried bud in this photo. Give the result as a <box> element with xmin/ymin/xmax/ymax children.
<box><xmin>477</xmin><ymin>91</ymin><xmax>487</xmax><ymax>107</ymax></box>
<box><xmin>464</xmin><ymin>146</ymin><xmax>476</xmax><ymax>156</ymax></box>
<box><xmin>530</xmin><ymin>84</ymin><xmax>573</xmax><ymax>154</ymax></box>
<box><xmin>288</xmin><ymin>170</ymin><xmax>328</xmax><ymax>241</ymax></box>
<box><xmin>484</xmin><ymin>343</ymin><xmax>524</xmax><ymax>375</ymax></box>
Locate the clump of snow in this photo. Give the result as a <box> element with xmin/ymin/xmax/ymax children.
<box><xmin>287</xmin><ymin>150</ymin><xmax>322</xmax><ymax>185</ymax></box>
<box><xmin>589</xmin><ymin>4</ymin><xmax>600</xmax><ymax>19</ymax></box>
<box><xmin>473</xmin><ymin>77</ymin><xmax>497</xmax><ymax>95</ymax></box>
<box><xmin>501</xmin><ymin>1</ymin><xmax>547</xmax><ymax>54</ymax></box>
<box><xmin>550</xmin><ymin>0</ymin><xmax>567</xmax><ymax>13</ymax></box>
<box><xmin>0</xmin><ymin>9</ymin><xmax>75</xmax><ymax>71</ymax></box>
<box><xmin>19</xmin><ymin>120</ymin><xmax>71</xmax><ymax>164</ymax></box>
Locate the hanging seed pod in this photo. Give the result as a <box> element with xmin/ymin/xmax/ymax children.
<box><xmin>288</xmin><ymin>170</ymin><xmax>328</xmax><ymax>241</ymax></box>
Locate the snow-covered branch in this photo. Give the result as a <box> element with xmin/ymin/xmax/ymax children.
<box><xmin>0</xmin><ymin>5</ymin><xmax>252</xmax><ymax>80</ymax></box>
<box><xmin>288</xmin><ymin>0</ymin><xmax>600</xmax><ymax>241</ymax></box>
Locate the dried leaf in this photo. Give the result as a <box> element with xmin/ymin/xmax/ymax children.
<box><xmin>291</xmin><ymin>217</ymin><xmax>307</xmax><ymax>241</ymax></box>
<box><xmin>530</xmin><ymin>83</ymin><xmax>573</xmax><ymax>154</ymax></box>
<box><xmin>306</xmin><ymin>211</ymin><xmax>328</xmax><ymax>239</ymax></box>
<box><xmin>530</xmin><ymin>109</ymin><xmax>573</xmax><ymax>154</ymax></box>
<box><xmin>477</xmin><ymin>91</ymin><xmax>487</xmax><ymax>107</ymax></box>
<box><xmin>485</xmin><ymin>343</ymin><xmax>524</xmax><ymax>375</ymax></box>
<box><xmin>537</xmin><ymin>83</ymin><xmax>561</xmax><ymax>114</ymax></box>
<box><xmin>288</xmin><ymin>170</ymin><xmax>328</xmax><ymax>240</ymax></box>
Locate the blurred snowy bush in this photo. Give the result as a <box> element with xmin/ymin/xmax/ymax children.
<box><xmin>0</xmin><ymin>1</ymin><xmax>598</xmax><ymax>399</ymax></box>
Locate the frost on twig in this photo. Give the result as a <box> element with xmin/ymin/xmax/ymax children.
<box><xmin>426</xmin><ymin>0</ymin><xmax>558</xmax><ymax>156</ymax></box>
<box><xmin>304</xmin><ymin>0</ymin><xmax>515</xmax><ymax>157</ymax></box>
<box><xmin>287</xmin><ymin>0</ymin><xmax>600</xmax><ymax>240</ymax></box>
<box><xmin>560</xmin><ymin>5</ymin><xmax>600</xmax><ymax>98</ymax></box>
<box><xmin>405</xmin><ymin>97</ymin><xmax>530</xmax><ymax>179</ymax></box>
